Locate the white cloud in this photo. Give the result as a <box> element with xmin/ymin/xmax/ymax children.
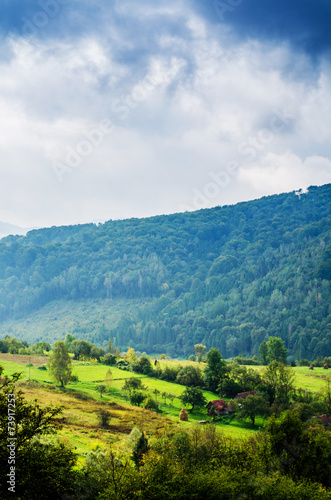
<box><xmin>237</xmin><ymin>153</ymin><xmax>331</xmax><ymax>194</ymax></box>
<box><xmin>0</xmin><ymin>4</ymin><xmax>330</xmax><ymax>227</ymax></box>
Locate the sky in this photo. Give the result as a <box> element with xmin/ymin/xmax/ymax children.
<box><xmin>0</xmin><ymin>0</ymin><xmax>330</xmax><ymax>229</ymax></box>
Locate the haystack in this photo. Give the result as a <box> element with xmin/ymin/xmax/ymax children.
<box><xmin>179</xmin><ymin>408</ymin><xmax>188</xmax><ymax>421</ymax></box>
<box><xmin>309</xmin><ymin>364</ymin><xmax>314</xmax><ymax>370</ymax></box>
<box><xmin>324</xmin><ymin>363</ymin><xmax>329</xmax><ymax>370</ymax></box>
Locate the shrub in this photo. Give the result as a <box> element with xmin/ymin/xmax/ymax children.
<box><xmin>98</xmin><ymin>409</ymin><xmax>111</xmax><ymax>427</ymax></box>
<box><xmin>130</xmin><ymin>391</ymin><xmax>145</xmax><ymax>407</ymax></box>
<box><xmin>102</xmin><ymin>353</ymin><xmax>117</xmax><ymax>365</ymax></box>
<box><xmin>143</xmin><ymin>395</ymin><xmax>159</xmax><ymax>411</ymax></box>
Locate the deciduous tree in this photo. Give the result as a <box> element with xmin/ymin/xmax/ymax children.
<box><xmin>47</xmin><ymin>341</ymin><xmax>72</xmax><ymax>387</ymax></box>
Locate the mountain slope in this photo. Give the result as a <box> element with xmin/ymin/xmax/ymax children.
<box><xmin>0</xmin><ymin>184</ymin><xmax>330</xmax><ymax>360</ymax></box>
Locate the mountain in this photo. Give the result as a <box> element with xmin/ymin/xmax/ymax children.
<box><xmin>0</xmin><ymin>221</ymin><xmax>30</xmax><ymax>240</ymax></box>
<box><xmin>0</xmin><ymin>184</ymin><xmax>330</xmax><ymax>361</ymax></box>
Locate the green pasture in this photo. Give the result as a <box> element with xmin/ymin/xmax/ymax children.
<box><xmin>1</xmin><ymin>356</ymin><xmax>329</xmax><ymax>455</ymax></box>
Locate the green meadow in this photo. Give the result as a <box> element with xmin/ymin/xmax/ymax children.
<box><xmin>0</xmin><ymin>354</ymin><xmax>329</xmax><ymax>461</ymax></box>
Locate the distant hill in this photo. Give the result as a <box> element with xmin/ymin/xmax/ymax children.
<box><xmin>0</xmin><ymin>221</ymin><xmax>30</xmax><ymax>240</ymax></box>
<box><xmin>0</xmin><ymin>184</ymin><xmax>330</xmax><ymax>361</ymax></box>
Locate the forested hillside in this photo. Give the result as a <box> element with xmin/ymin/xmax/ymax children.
<box><xmin>0</xmin><ymin>184</ymin><xmax>330</xmax><ymax>360</ymax></box>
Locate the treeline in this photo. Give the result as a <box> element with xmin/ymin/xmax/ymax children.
<box><xmin>0</xmin><ymin>185</ymin><xmax>330</xmax><ymax>359</ymax></box>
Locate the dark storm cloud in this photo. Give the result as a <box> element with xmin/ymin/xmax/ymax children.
<box><xmin>191</xmin><ymin>0</ymin><xmax>331</xmax><ymax>58</ymax></box>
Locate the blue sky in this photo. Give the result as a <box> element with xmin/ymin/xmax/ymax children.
<box><xmin>0</xmin><ymin>0</ymin><xmax>330</xmax><ymax>228</ymax></box>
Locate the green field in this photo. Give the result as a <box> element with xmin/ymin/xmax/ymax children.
<box><xmin>1</xmin><ymin>355</ymin><xmax>329</xmax><ymax>460</ymax></box>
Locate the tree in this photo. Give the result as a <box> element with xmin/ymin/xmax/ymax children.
<box><xmin>124</xmin><ymin>347</ymin><xmax>138</xmax><ymax>367</ymax></box>
<box><xmin>234</xmin><ymin>395</ymin><xmax>269</xmax><ymax>427</ymax></box>
<box><xmin>0</xmin><ymin>365</ymin><xmax>77</xmax><ymax>499</ymax></box>
<box><xmin>132</xmin><ymin>354</ymin><xmax>153</xmax><ymax>375</ymax></box>
<box><xmin>176</xmin><ymin>365</ymin><xmax>204</xmax><ymax>387</ymax></box>
<box><xmin>194</xmin><ymin>344</ymin><xmax>206</xmax><ymax>363</ymax></box>
<box><xmin>98</xmin><ymin>409</ymin><xmax>111</xmax><ymax>427</ymax></box>
<box><xmin>259</xmin><ymin>337</ymin><xmax>288</xmax><ymax>365</ymax></box>
<box><xmin>262</xmin><ymin>361</ymin><xmax>295</xmax><ymax>409</ymax></box>
<box><xmin>267</xmin><ymin>411</ymin><xmax>331</xmax><ymax>487</ymax></box>
<box><xmin>122</xmin><ymin>377</ymin><xmax>146</xmax><ymax>397</ymax></box>
<box><xmin>64</xmin><ymin>333</ymin><xmax>75</xmax><ymax>349</ymax></box>
<box><xmin>47</xmin><ymin>341</ymin><xmax>72</xmax><ymax>387</ymax></box>
<box><xmin>132</xmin><ymin>431</ymin><xmax>149</xmax><ymax>468</ymax></box>
<box><xmin>259</xmin><ymin>341</ymin><xmax>268</xmax><ymax>365</ymax></box>
<box><xmin>130</xmin><ymin>391</ymin><xmax>145</xmax><ymax>407</ymax></box>
<box><xmin>204</xmin><ymin>348</ymin><xmax>228</xmax><ymax>393</ymax></box>
<box><xmin>107</xmin><ymin>338</ymin><xmax>113</xmax><ymax>353</ymax></box>
<box><xmin>97</xmin><ymin>384</ymin><xmax>106</xmax><ymax>398</ymax></box>
<box><xmin>180</xmin><ymin>387</ymin><xmax>207</xmax><ymax>413</ymax></box>
<box><xmin>104</xmin><ymin>368</ymin><xmax>113</xmax><ymax>390</ymax></box>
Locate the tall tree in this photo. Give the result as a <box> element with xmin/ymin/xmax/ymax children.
<box><xmin>194</xmin><ymin>344</ymin><xmax>206</xmax><ymax>363</ymax></box>
<box><xmin>204</xmin><ymin>348</ymin><xmax>228</xmax><ymax>393</ymax></box>
<box><xmin>47</xmin><ymin>341</ymin><xmax>72</xmax><ymax>387</ymax></box>
<box><xmin>262</xmin><ymin>361</ymin><xmax>295</xmax><ymax>409</ymax></box>
<box><xmin>266</xmin><ymin>337</ymin><xmax>288</xmax><ymax>364</ymax></box>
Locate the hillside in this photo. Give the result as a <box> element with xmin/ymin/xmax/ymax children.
<box><xmin>0</xmin><ymin>184</ymin><xmax>330</xmax><ymax>360</ymax></box>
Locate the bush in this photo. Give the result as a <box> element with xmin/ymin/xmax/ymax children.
<box><xmin>102</xmin><ymin>353</ymin><xmax>117</xmax><ymax>365</ymax></box>
<box><xmin>98</xmin><ymin>409</ymin><xmax>111</xmax><ymax>427</ymax></box>
<box><xmin>117</xmin><ymin>359</ymin><xmax>130</xmax><ymax>370</ymax></box>
<box><xmin>176</xmin><ymin>365</ymin><xmax>204</xmax><ymax>387</ymax></box>
<box><xmin>143</xmin><ymin>394</ymin><xmax>159</xmax><ymax>411</ymax></box>
<box><xmin>130</xmin><ymin>391</ymin><xmax>145</xmax><ymax>407</ymax></box>
<box><xmin>37</xmin><ymin>365</ymin><xmax>47</xmax><ymax>370</ymax></box>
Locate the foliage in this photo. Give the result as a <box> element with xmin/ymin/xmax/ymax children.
<box><xmin>143</xmin><ymin>394</ymin><xmax>158</xmax><ymax>411</ymax></box>
<box><xmin>130</xmin><ymin>391</ymin><xmax>145</xmax><ymax>407</ymax></box>
<box><xmin>176</xmin><ymin>364</ymin><xmax>204</xmax><ymax>387</ymax></box>
<box><xmin>131</xmin><ymin>354</ymin><xmax>153</xmax><ymax>375</ymax></box>
<box><xmin>0</xmin><ymin>186</ymin><xmax>330</xmax><ymax>361</ymax></box>
<box><xmin>122</xmin><ymin>377</ymin><xmax>147</xmax><ymax>396</ymax></box>
<box><xmin>204</xmin><ymin>348</ymin><xmax>228</xmax><ymax>392</ymax></box>
<box><xmin>194</xmin><ymin>343</ymin><xmax>206</xmax><ymax>362</ymax></box>
<box><xmin>234</xmin><ymin>395</ymin><xmax>270</xmax><ymax>426</ymax></box>
<box><xmin>267</xmin><ymin>411</ymin><xmax>331</xmax><ymax>487</ymax></box>
<box><xmin>180</xmin><ymin>386</ymin><xmax>207</xmax><ymax>413</ymax></box>
<box><xmin>96</xmin><ymin>384</ymin><xmax>106</xmax><ymax>397</ymax></box>
<box><xmin>0</xmin><ymin>364</ymin><xmax>77</xmax><ymax>499</ymax></box>
<box><xmin>261</xmin><ymin>361</ymin><xmax>295</xmax><ymax>410</ymax></box>
<box><xmin>98</xmin><ymin>409</ymin><xmax>111</xmax><ymax>427</ymax></box>
<box><xmin>102</xmin><ymin>352</ymin><xmax>117</xmax><ymax>365</ymax></box>
<box><xmin>259</xmin><ymin>337</ymin><xmax>288</xmax><ymax>364</ymax></box>
<box><xmin>47</xmin><ymin>341</ymin><xmax>72</xmax><ymax>387</ymax></box>
<box><xmin>104</xmin><ymin>368</ymin><xmax>113</xmax><ymax>389</ymax></box>
<box><xmin>132</xmin><ymin>431</ymin><xmax>149</xmax><ymax>468</ymax></box>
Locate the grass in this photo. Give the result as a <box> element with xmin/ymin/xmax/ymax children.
<box><xmin>1</xmin><ymin>355</ymin><xmax>329</xmax><ymax>459</ymax></box>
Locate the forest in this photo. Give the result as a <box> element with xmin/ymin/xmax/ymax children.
<box><xmin>0</xmin><ymin>184</ymin><xmax>330</xmax><ymax>361</ymax></box>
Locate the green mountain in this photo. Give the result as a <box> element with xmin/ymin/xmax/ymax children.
<box><xmin>0</xmin><ymin>184</ymin><xmax>330</xmax><ymax>361</ymax></box>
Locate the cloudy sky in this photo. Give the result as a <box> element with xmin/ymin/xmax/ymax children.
<box><xmin>0</xmin><ymin>0</ymin><xmax>330</xmax><ymax>229</ymax></box>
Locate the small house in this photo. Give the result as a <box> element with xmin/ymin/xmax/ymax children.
<box><xmin>234</xmin><ymin>391</ymin><xmax>258</xmax><ymax>400</ymax></box>
<box><xmin>317</xmin><ymin>414</ymin><xmax>331</xmax><ymax>426</ymax></box>
<box><xmin>206</xmin><ymin>399</ymin><xmax>233</xmax><ymax>416</ymax></box>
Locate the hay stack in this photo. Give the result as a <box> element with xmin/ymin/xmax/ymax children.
<box><xmin>179</xmin><ymin>408</ymin><xmax>188</xmax><ymax>421</ymax></box>
<box><xmin>309</xmin><ymin>364</ymin><xmax>314</xmax><ymax>370</ymax></box>
<box><xmin>324</xmin><ymin>363</ymin><xmax>329</xmax><ymax>370</ymax></box>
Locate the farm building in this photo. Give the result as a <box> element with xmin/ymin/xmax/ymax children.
<box><xmin>317</xmin><ymin>414</ymin><xmax>331</xmax><ymax>426</ymax></box>
<box><xmin>234</xmin><ymin>391</ymin><xmax>258</xmax><ymax>400</ymax></box>
<box><xmin>206</xmin><ymin>399</ymin><xmax>233</xmax><ymax>416</ymax></box>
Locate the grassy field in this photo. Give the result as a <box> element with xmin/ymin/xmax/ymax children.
<box><xmin>1</xmin><ymin>354</ymin><xmax>329</xmax><ymax>461</ymax></box>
